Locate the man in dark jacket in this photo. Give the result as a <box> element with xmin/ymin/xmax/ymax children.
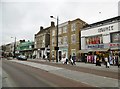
<box><xmin>72</xmin><ymin>53</ymin><xmax>76</xmax><ymax>65</ymax></box>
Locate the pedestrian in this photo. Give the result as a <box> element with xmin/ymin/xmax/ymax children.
<box><xmin>64</xmin><ymin>58</ymin><xmax>68</xmax><ymax>64</ymax></box>
<box><xmin>118</xmin><ymin>54</ymin><xmax>120</xmax><ymax>68</ymax></box>
<box><xmin>99</xmin><ymin>56</ymin><xmax>102</xmax><ymax>66</ymax></box>
<box><xmin>59</xmin><ymin>55</ymin><xmax>61</xmax><ymax>61</ymax></box>
<box><xmin>115</xmin><ymin>55</ymin><xmax>118</xmax><ymax>66</ymax></box>
<box><xmin>72</xmin><ymin>53</ymin><xmax>76</xmax><ymax>65</ymax></box>
<box><xmin>94</xmin><ymin>54</ymin><xmax>97</xmax><ymax>64</ymax></box>
<box><xmin>96</xmin><ymin>56</ymin><xmax>99</xmax><ymax>66</ymax></box>
<box><xmin>104</xmin><ymin>55</ymin><xmax>110</xmax><ymax>68</ymax></box>
<box><xmin>43</xmin><ymin>55</ymin><xmax>45</xmax><ymax>59</ymax></box>
<box><xmin>68</xmin><ymin>55</ymin><xmax>73</xmax><ymax>65</ymax></box>
<box><xmin>84</xmin><ymin>54</ymin><xmax>87</xmax><ymax>63</ymax></box>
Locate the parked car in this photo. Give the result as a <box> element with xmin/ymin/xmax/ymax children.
<box><xmin>16</xmin><ymin>55</ymin><xmax>27</xmax><ymax>60</ymax></box>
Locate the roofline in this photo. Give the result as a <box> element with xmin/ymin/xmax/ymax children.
<box><xmin>83</xmin><ymin>16</ymin><xmax>120</xmax><ymax>29</ymax></box>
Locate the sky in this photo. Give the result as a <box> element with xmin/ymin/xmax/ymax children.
<box><xmin>1</xmin><ymin>0</ymin><xmax>120</xmax><ymax>46</ymax></box>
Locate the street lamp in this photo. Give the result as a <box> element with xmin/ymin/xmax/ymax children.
<box><xmin>11</xmin><ymin>37</ymin><xmax>16</xmax><ymax>58</ymax></box>
<box><xmin>50</xmin><ymin>16</ymin><xmax>59</xmax><ymax>62</ymax></box>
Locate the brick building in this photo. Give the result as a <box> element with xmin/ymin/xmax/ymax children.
<box><xmin>34</xmin><ymin>22</ymin><xmax>55</xmax><ymax>59</ymax></box>
<box><xmin>50</xmin><ymin>18</ymin><xmax>87</xmax><ymax>61</ymax></box>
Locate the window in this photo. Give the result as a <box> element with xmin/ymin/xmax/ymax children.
<box><xmin>52</xmin><ymin>30</ymin><xmax>55</xmax><ymax>36</ymax></box>
<box><xmin>63</xmin><ymin>36</ymin><xmax>67</xmax><ymax>45</ymax></box>
<box><xmin>58</xmin><ymin>37</ymin><xmax>62</xmax><ymax>45</ymax></box>
<box><xmin>63</xmin><ymin>26</ymin><xmax>67</xmax><ymax>33</ymax></box>
<box><xmin>52</xmin><ymin>38</ymin><xmax>55</xmax><ymax>45</ymax></box>
<box><xmin>85</xmin><ymin>35</ymin><xmax>103</xmax><ymax>45</ymax></box>
<box><xmin>58</xmin><ymin>28</ymin><xmax>62</xmax><ymax>34</ymax></box>
<box><xmin>111</xmin><ymin>32</ymin><xmax>120</xmax><ymax>43</ymax></box>
<box><xmin>71</xmin><ymin>34</ymin><xmax>76</xmax><ymax>43</ymax></box>
<box><xmin>71</xmin><ymin>23</ymin><xmax>76</xmax><ymax>31</ymax></box>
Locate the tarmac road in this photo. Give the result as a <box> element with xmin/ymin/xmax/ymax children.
<box><xmin>2</xmin><ymin>60</ymin><xmax>93</xmax><ymax>88</ymax></box>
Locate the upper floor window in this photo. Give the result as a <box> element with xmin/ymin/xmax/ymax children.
<box><xmin>63</xmin><ymin>26</ymin><xmax>67</xmax><ymax>33</ymax></box>
<box><xmin>63</xmin><ymin>36</ymin><xmax>68</xmax><ymax>45</ymax></box>
<box><xmin>85</xmin><ymin>35</ymin><xmax>103</xmax><ymax>45</ymax></box>
<box><xmin>52</xmin><ymin>30</ymin><xmax>55</xmax><ymax>36</ymax></box>
<box><xmin>58</xmin><ymin>28</ymin><xmax>62</xmax><ymax>34</ymax></box>
<box><xmin>58</xmin><ymin>37</ymin><xmax>62</xmax><ymax>45</ymax></box>
<box><xmin>71</xmin><ymin>23</ymin><xmax>76</xmax><ymax>31</ymax></box>
<box><xmin>71</xmin><ymin>34</ymin><xmax>76</xmax><ymax>43</ymax></box>
<box><xmin>52</xmin><ymin>38</ymin><xmax>55</xmax><ymax>45</ymax></box>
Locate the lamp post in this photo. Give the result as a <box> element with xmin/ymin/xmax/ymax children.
<box><xmin>11</xmin><ymin>37</ymin><xmax>16</xmax><ymax>58</ymax></box>
<box><xmin>50</xmin><ymin>16</ymin><xmax>59</xmax><ymax>62</ymax></box>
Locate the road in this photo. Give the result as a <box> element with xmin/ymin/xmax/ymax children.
<box><xmin>2</xmin><ymin>59</ymin><xmax>93</xmax><ymax>88</ymax></box>
<box><xmin>2</xmin><ymin>58</ymin><xmax>119</xmax><ymax>89</ymax></box>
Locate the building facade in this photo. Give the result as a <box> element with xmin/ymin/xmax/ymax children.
<box><xmin>50</xmin><ymin>18</ymin><xmax>87</xmax><ymax>61</ymax></box>
<box><xmin>81</xmin><ymin>16</ymin><xmax>120</xmax><ymax>55</ymax></box>
<box><xmin>34</xmin><ymin>22</ymin><xmax>55</xmax><ymax>59</ymax></box>
<box><xmin>17</xmin><ymin>41</ymin><xmax>34</xmax><ymax>58</ymax></box>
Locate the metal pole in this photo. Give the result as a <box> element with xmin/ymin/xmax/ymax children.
<box><xmin>13</xmin><ymin>37</ymin><xmax>16</xmax><ymax>58</ymax></box>
<box><xmin>56</xmin><ymin>16</ymin><xmax>59</xmax><ymax>62</ymax></box>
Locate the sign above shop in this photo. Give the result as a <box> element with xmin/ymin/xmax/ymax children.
<box><xmin>109</xmin><ymin>43</ymin><xmax>120</xmax><ymax>47</ymax></box>
<box><xmin>98</xmin><ymin>25</ymin><xmax>114</xmax><ymax>33</ymax></box>
<box><xmin>86</xmin><ymin>44</ymin><xmax>104</xmax><ymax>49</ymax></box>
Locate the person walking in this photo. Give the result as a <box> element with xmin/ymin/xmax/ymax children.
<box><xmin>115</xmin><ymin>55</ymin><xmax>118</xmax><ymax>66</ymax></box>
<box><xmin>118</xmin><ymin>54</ymin><xmax>120</xmax><ymax>68</ymax></box>
<box><xmin>104</xmin><ymin>55</ymin><xmax>110</xmax><ymax>68</ymax></box>
<box><xmin>69</xmin><ymin>55</ymin><xmax>73</xmax><ymax>65</ymax></box>
<box><xmin>72</xmin><ymin>53</ymin><xmax>76</xmax><ymax>65</ymax></box>
<box><xmin>96</xmin><ymin>56</ymin><xmax>100</xmax><ymax>66</ymax></box>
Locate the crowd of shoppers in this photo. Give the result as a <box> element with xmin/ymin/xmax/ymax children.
<box><xmin>80</xmin><ymin>52</ymin><xmax>120</xmax><ymax>68</ymax></box>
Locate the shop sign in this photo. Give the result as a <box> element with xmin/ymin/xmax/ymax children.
<box><xmin>86</xmin><ymin>44</ymin><xmax>104</xmax><ymax>49</ymax></box>
<box><xmin>98</xmin><ymin>25</ymin><xmax>114</xmax><ymax>33</ymax></box>
<box><xmin>109</xmin><ymin>43</ymin><xmax>120</xmax><ymax>47</ymax></box>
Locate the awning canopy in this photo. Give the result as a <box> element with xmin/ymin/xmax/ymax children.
<box><xmin>88</xmin><ymin>48</ymin><xmax>109</xmax><ymax>52</ymax></box>
<box><xmin>78</xmin><ymin>48</ymin><xmax>109</xmax><ymax>53</ymax></box>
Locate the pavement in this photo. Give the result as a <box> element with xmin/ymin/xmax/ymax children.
<box><xmin>27</xmin><ymin>58</ymin><xmax>119</xmax><ymax>72</ymax></box>
<box><xmin>9</xmin><ymin>59</ymin><xmax>119</xmax><ymax>88</ymax></box>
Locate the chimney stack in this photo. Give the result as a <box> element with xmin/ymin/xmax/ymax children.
<box><xmin>51</xmin><ymin>21</ymin><xmax>55</xmax><ymax>27</ymax></box>
<box><xmin>40</xmin><ymin>26</ymin><xmax>43</xmax><ymax>31</ymax></box>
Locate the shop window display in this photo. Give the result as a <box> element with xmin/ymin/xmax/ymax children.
<box><xmin>111</xmin><ymin>32</ymin><xmax>120</xmax><ymax>43</ymax></box>
<box><xmin>86</xmin><ymin>35</ymin><xmax>103</xmax><ymax>45</ymax></box>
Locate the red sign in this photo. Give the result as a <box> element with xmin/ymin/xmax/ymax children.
<box><xmin>109</xmin><ymin>43</ymin><xmax>120</xmax><ymax>47</ymax></box>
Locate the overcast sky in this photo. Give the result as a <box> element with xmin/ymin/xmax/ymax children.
<box><xmin>1</xmin><ymin>0</ymin><xmax>120</xmax><ymax>46</ymax></box>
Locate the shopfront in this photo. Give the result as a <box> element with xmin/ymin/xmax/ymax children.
<box><xmin>109</xmin><ymin>31</ymin><xmax>120</xmax><ymax>57</ymax></box>
<box><xmin>58</xmin><ymin>47</ymin><xmax>68</xmax><ymax>61</ymax></box>
<box><xmin>81</xmin><ymin>16</ymin><xmax>120</xmax><ymax>63</ymax></box>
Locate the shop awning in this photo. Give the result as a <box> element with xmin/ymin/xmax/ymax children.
<box><xmin>77</xmin><ymin>49</ymin><xmax>89</xmax><ymax>53</ymax></box>
<box><xmin>88</xmin><ymin>48</ymin><xmax>109</xmax><ymax>52</ymax></box>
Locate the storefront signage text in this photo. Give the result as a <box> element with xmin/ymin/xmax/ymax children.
<box><xmin>109</xmin><ymin>43</ymin><xmax>120</xmax><ymax>47</ymax></box>
<box><xmin>98</xmin><ymin>25</ymin><xmax>114</xmax><ymax>33</ymax></box>
<box><xmin>87</xmin><ymin>44</ymin><xmax>104</xmax><ymax>49</ymax></box>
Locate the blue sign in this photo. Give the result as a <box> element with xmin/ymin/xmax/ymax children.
<box><xmin>87</xmin><ymin>44</ymin><xmax>104</xmax><ymax>49</ymax></box>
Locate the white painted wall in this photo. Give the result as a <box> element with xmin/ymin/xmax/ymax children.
<box><xmin>81</xmin><ymin>22</ymin><xmax>119</xmax><ymax>37</ymax></box>
<box><xmin>102</xmin><ymin>35</ymin><xmax>110</xmax><ymax>43</ymax></box>
<box><xmin>81</xmin><ymin>38</ymin><xmax>86</xmax><ymax>49</ymax></box>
